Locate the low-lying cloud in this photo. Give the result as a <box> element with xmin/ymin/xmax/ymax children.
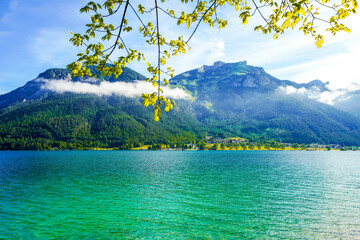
<box><xmin>41</xmin><ymin>79</ymin><xmax>191</xmax><ymax>100</ymax></box>
<box><xmin>278</xmin><ymin>83</ymin><xmax>360</xmax><ymax>105</ymax></box>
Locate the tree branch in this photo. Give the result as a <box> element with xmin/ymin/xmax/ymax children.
<box><xmin>155</xmin><ymin>0</ymin><xmax>161</xmax><ymax>104</ymax></box>
<box><xmin>186</xmin><ymin>1</ymin><xmax>217</xmax><ymax>44</ymax></box>
<box><xmin>106</xmin><ymin>0</ymin><xmax>130</xmax><ymax>62</ymax></box>
<box><xmin>252</xmin><ymin>0</ymin><xmax>271</xmax><ymax>27</ymax></box>
<box><xmin>101</xmin><ymin>3</ymin><xmax>122</xmax><ymax>18</ymax></box>
<box><xmin>128</xmin><ymin>2</ymin><xmax>147</xmax><ymax>28</ymax></box>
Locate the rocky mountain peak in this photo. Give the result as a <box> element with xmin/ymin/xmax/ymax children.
<box><xmin>213</xmin><ymin>61</ymin><xmax>225</xmax><ymax>67</ymax></box>
<box><xmin>37</xmin><ymin>68</ymin><xmax>72</xmax><ymax>80</ymax></box>
<box><xmin>305</xmin><ymin>79</ymin><xmax>329</xmax><ymax>91</ymax></box>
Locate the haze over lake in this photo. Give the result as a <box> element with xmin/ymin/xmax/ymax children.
<box><xmin>1</xmin><ymin>151</ymin><xmax>360</xmax><ymax>239</ymax></box>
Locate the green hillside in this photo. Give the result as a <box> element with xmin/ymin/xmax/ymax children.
<box><xmin>1</xmin><ymin>61</ymin><xmax>360</xmax><ymax>150</ymax></box>
<box><xmin>0</xmin><ymin>94</ymin><xmax>203</xmax><ymax>150</ymax></box>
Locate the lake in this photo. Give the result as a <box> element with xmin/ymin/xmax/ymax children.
<box><xmin>1</xmin><ymin>151</ymin><xmax>360</xmax><ymax>239</ymax></box>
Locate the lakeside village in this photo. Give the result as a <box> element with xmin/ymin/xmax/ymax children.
<box><xmin>133</xmin><ymin>136</ymin><xmax>360</xmax><ymax>151</ymax></box>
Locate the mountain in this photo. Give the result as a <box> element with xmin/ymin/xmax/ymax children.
<box><xmin>0</xmin><ymin>67</ymin><xmax>146</xmax><ymax>110</ymax></box>
<box><xmin>171</xmin><ymin>61</ymin><xmax>331</xmax><ymax>114</ymax></box>
<box><xmin>171</xmin><ymin>61</ymin><xmax>360</xmax><ymax>144</ymax></box>
<box><xmin>1</xmin><ymin>61</ymin><xmax>360</xmax><ymax>150</ymax></box>
<box><xmin>0</xmin><ymin>67</ymin><xmax>204</xmax><ymax>150</ymax></box>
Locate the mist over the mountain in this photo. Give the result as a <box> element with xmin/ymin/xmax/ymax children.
<box><xmin>332</xmin><ymin>89</ymin><xmax>360</xmax><ymax>117</ymax></box>
<box><xmin>41</xmin><ymin>79</ymin><xmax>190</xmax><ymax>100</ymax></box>
<box><xmin>278</xmin><ymin>82</ymin><xmax>360</xmax><ymax>105</ymax></box>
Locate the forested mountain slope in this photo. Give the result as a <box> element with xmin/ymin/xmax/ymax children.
<box><xmin>1</xmin><ymin>61</ymin><xmax>360</xmax><ymax>149</ymax></box>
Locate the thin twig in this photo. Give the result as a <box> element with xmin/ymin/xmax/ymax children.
<box><xmin>252</xmin><ymin>0</ymin><xmax>271</xmax><ymax>27</ymax></box>
<box><xmin>186</xmin><ymin>1</ymin><xmax>217</xmax><ymax>44</ymax></box>
<box><xmin>314</xmin><ymin>0</ymin><xmax>338</xmax><ymax>10</ymax></box>
<box><xmin>101</xmin><ymin>3</ymin><xmax>122</xmax><ymax>18</ymax></box>
<box><xmin>107</xmin><ymin>0</ymin><xmax>130</xmax><ymax>61</ymax></box>
<box><xmin>129</xmin><ymin>2</ymin><xmax>147</xmax><ymax>28</ymax></box>
<box><xmin>155</xmin><ymin>0</ymin><xmax>161</xmax><ymax>103</ymax></box>
<box><xmin>157</xmin><ymin>6</ymin><xmax>180</xmax><ymax>19</ymax></box>
<box><xmin>95</xmin><ymin>25</ymin><xmax>121</xmax><ymax>33</ymax></box>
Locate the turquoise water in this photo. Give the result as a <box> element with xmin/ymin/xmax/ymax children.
<box><xmin>1</xmin><ymin>151</ymin><xmax>360</xmax><ymax>239</ymax></box>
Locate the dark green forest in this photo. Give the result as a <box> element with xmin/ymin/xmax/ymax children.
<box><xmin>0</xmin><ymin>94</ymin><xmax>204</xmax><ymax>150</ymax></box>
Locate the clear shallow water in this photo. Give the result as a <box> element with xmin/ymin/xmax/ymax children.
<box><xmin>1</xmin><ymin>151</ymin><xmax>360</xmax><ymax>239</ymax></box>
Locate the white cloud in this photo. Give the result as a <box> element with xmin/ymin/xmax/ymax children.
<box><xmin>125</xmin><ymin>32</ymin><xmax>227</xmax><ymax>77</ymax></box>
<box><xmin>165</xmin><ymin>37</ymin><xmax>226</xmax><ymax>75</ymax></box>
<box><xmin>28</xmin><ymin>28</ymin><xmax>76</xmax><ymax>66</ymax></box>
<box><xmin>278</xmin><ymin>82</ymin><xmax>360</xmax><ymax>105</ymax></box>
<box><xmin>41</xmin><ymin>79</ymin><xmax>190</xmax><ymax>100</ymax></box>
<box><xmin>278</xmin><ymin>85</ymin><xmax>322</xmax><ymax>100</ymax></box>
<box><xmin>256</xmin><ymin>14</ymin><xmax>360</xmax><ymax>85</ymax></box>
<box><xmin>268</xmin><ymin>36</ymin><xmax>360</xmax><ymax>86</ymax></box>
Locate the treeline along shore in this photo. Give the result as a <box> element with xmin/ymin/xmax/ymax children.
<box><xmin>1</xmin><ymin>136</ymin><xmax>357</xmax><ymax>151</ymax></box>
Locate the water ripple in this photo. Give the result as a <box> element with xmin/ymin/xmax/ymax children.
<box><xmin>1</xmin><ymin>151</ymin><xmax>360</xmax><ymax>239</ymax></box>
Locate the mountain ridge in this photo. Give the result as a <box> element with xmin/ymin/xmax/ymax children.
<box><xmin>1</xmin><ymin>61</ymin><xmax>360</xmax><ymax>149</ymax></box>
<box><xmin>0</xmin><ymin>67</ymin><xmax>147</xmax><ymax>110</ymax></box>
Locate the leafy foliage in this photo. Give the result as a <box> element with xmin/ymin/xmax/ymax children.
<box><xmin>67</xmin><ymin>0</ymin><xmax>357</xmax><ymax>120</ymax></box>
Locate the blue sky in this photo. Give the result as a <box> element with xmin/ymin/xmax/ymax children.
<box><xmin>0</xmin><ymin>0</ymin><xmax>359</xmax><ymax>94</ymax></box>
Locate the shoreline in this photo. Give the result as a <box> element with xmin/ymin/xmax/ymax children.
<box><xmin>0</xmin><ymin>148</ymin><xmax>354</xmax><ymax>151</ymax></box>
